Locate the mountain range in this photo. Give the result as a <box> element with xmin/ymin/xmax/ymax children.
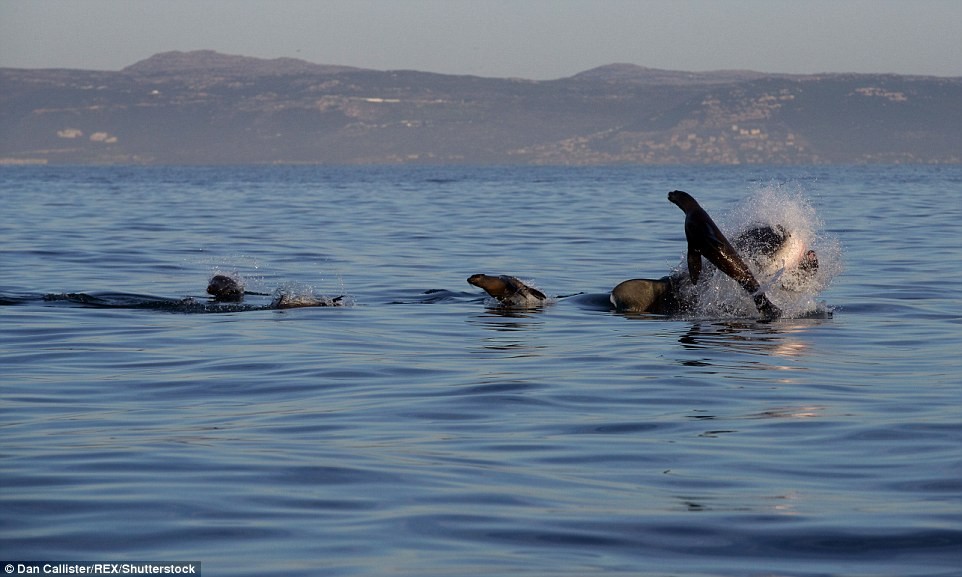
<box><xmin>2</xmin><ymin>50</ymin><xmax>960</xmax><ymax>165</ymax></box>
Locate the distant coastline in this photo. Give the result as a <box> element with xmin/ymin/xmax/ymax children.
<box><xmin>2</xmin><ymin>50</ymin><xmax>959</xmax><ymax>165</ymax></box>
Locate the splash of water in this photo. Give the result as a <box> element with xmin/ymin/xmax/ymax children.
<box><xmin>675</xmin><ymin>182</ymin><xmax>842</xmax><ymax>319</ymax></box>
<box><xmin>273</xmin><ymin>280</ymin><xmax>352</xmax><ymax>307</ymax></box>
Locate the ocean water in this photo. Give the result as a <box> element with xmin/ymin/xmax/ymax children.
<box><xmin>1</xmin><ymin>165</ymin><xmax>960</xmax><ymax>576</ymax></box>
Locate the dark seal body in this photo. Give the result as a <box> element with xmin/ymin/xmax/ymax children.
<box><xmin>467</xmin><ymin>274</ymin><xmax>547</xmax><ymax>306</ymax></box>
<box><xmin>206</xmin><ymin>274</ymin><xmax>244</xmax><ymax>302</ymax></box>
<box><xmin>667</xmin><ymin>190</ymin><xmax>781</xmax><ymax>319</ymax></box>
<box><xmin>207</xmin><ymin>274</ymin><xmax>343</xmax><ymax>309</ymax></box>
<box><xmin>609</xmin><ymin>277</ymin><xmax>678</xmax><ymax>314</ymax></box>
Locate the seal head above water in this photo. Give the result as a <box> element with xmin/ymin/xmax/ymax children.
<box><xmin>467</xmin><ymin>274</ymin><xmax>547</xmax><ymax>306</ymax></box>
<box><xmin>667</xmin><ymin>190</ymin><xmax>781</xmax><ymax>319</ymax></box>
<box><xmin>207</xmin><ymin>274</ymin><xmax>244</xmax><ymax>302</ymax></box>
<box><xmin>207</xmin><ymin>274</ymin><xmax>345</xmax><ymax>309</ymax></box>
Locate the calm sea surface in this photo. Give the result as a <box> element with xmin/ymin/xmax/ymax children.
<box><xmin>2</xmin><ymin>165</ymin><xmax>960</xmax><ymax>576</ymax></box>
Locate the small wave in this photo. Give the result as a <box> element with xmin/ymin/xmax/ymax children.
<box><xmin>0</xmin><ymin>292</ymin><xmax>34</xmax><ymax>306</ymax></box>
<box><xmin>40</xmin><ymin>291</ymin><xmax>275</xmax><ymax>313</ymax></box>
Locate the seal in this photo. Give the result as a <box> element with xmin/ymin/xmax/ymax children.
<box><xmin>467</xmin><ymin>274</ymin><xmax>547</xmax><ymax>306</ymax></box>
<box><xmin>735</xmin><ymin>225</ymin><xmax>819</xmax><ymax>291</ymax></box>
<box><xmin>206</xmin><ymin>274</ymin><xmax>244</xmax><ymax>302</ymax></box>
<box><xmin>667</xmin><ymin>190</ymin><xmax>781</xmax><ymax>319</ymax></box>
<box><xmin>272</xmin><ymin>294</ymin><xmax>345</xmax><ymax>308</ymax></box>
<box><xmin>609</xmin><ymin>277</ymin><xmax>678</xmax><ymax>314</ymax></box>
<box><xmin>207</xmin><ymin>274</ymin><xmax>344</xmax><ymax>308</ymax></box>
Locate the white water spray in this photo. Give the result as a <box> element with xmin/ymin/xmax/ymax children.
<box><xmin>674</xmin><ymin>182</ymin><xmax>842</xmax><ymax>319</ymax></box>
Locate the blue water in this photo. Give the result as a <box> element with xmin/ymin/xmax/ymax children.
<box><xmin>2</xmin><ymin>165</ymin><xmax>960</xmax><ymax>576</ymax></box>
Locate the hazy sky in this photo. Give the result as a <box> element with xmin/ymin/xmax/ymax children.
<box><xmin>2</xmin><ymin>0</ymin><xmax>960</xmax><ymax>79</ymax></box>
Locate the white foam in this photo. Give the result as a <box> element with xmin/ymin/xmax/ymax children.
<box><xmin>678</xmin><ymin>182</ymin><xmax>842</xmax><ymax>320</ymax></box>
<box><xmin>273</xmin><ymin>280</ymin><xmax>351</xmax><ymax>307</ymax></box>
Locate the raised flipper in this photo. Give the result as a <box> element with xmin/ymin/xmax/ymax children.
<box><xmin>686</xmin><ymin>249</ymin><xmax>703</xmax><ymax>285</ymax></box>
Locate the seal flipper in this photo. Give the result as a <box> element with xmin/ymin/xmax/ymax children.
<box><xmin>499</xmin><ymin>275</ymin><xmax>546</xmax><ymax>301</ymax></box>
<box><xmin>753</xmin><ymin>293</ymin><xmax>781</xmax><ymax>320</ymax></box>
<box><xmin>687</xmin><ymin>249</ymin><xmax>702</xmax><ymax>285</ymax></box>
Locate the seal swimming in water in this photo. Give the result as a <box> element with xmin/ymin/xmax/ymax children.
<box><xmin>207</xmin><ymin>274</ymin><xmax>344</xmax><ymax>308</ymax></box>
<box><xmin>471</xmin><ymin>221</ymin><xmax>818</xmax><ymax>316</ymax></box>
<box><xmin>271</xmin><ymin>293</ymin><xmax>344</xmax><ymax>308</ymax></box>
<box><xmin>667</xmin><ymin>190</ymin><xmax>782</xmax><ymax>319</ymax></box>
<box><xmin>609</xmin><ymin>277</ymin><xmax>679</xmax><ymax>314</ymax></box>
<box><xmin>207</xmin><ymin>274</ymin><xmax>244</xmax><ymax>302</ymax></box>
<box><xmin>609</xmin><ymin>224</ymin><xmax>819</xmax><ymax>314</ymax></box>
<box><xmin>467</xmin><ymin>274</ymin><xmax>547</xmax><ymax>307</ymax></box>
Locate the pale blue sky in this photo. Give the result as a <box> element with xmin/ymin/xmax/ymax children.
<box><xmin>2</xmin><ymin>0</ymin><xmax>960</xmax><ymax>78</ymax></box>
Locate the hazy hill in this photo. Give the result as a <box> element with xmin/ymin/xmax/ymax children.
<box><xmin>1</xmin><ymin>50</ymin><xmax>959</xmax><ymax>165</ymax></box>
<box><xmin>122</xmin><ymin>50</ymin><xmax>359</xmax><ymax>76</ymax></box>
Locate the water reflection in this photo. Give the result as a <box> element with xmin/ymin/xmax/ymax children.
<box><xmin>671</xmin><ymin>491</ymin><xmax>802</xmax><ymax>515</ymax></box>
<box><xmin>678</xmin><ymin>319</ymin><xmax>826</xmax><ymax>359</ymax></box>
<box><xmin>474</xmin><ymin>302</ymin><xmax>550</xmax><ymax>319</ymax></box>
<box><xmin>747</xmin><ymin>405</ymin><xmax>826</xmax><ymax>419</ymax></box>
<box><xmin>469</xmin><ymin>309</ymin><xmax>547</xmax><ymax>327</ymax></box>
<box><xmin>686</xmin><ymin>405</ymin><xmax>827</xmax><ymax>426</ymax></box>
<box><xmin>467</xmin><ymin>312</ymin><xmax>548</xmax><ymax>357</ymax></box>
